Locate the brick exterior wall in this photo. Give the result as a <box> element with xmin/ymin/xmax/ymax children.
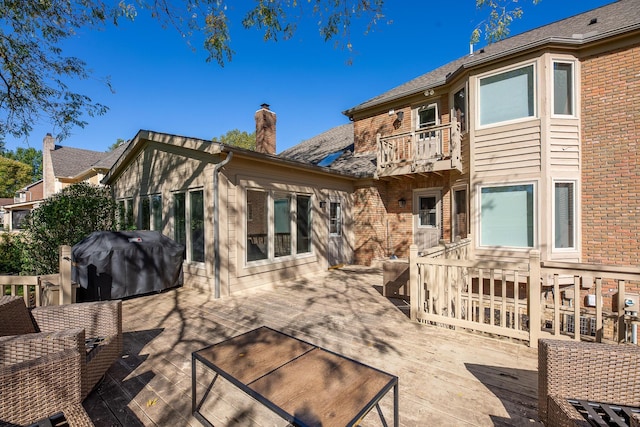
<box><xmin>581</xmin><ymin>43</ymin><xmax>640</xmax><ymax>266</ymax></box>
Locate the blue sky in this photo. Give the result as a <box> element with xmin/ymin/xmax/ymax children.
<box><xmin>5</xmin><ymin>0</ymin><xmax>613</xmax><ymax>154</ymax></box>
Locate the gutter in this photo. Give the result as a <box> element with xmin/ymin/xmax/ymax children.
<box><xmin>213</xmin><ymin>151</ymin><xmax>233</xmax><ymax>299</ymax></box>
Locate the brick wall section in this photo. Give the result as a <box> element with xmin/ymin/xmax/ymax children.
<box><xmin>581</xmin><ymin>43</ymin><xmax>640</xmax><ymax>266</ymax></box>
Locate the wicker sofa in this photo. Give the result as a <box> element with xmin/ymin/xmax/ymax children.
<box><xmin>0</xmin><ymin>296</ymin><xmax>123</xmax><ymax>399</ymax></box>
<box><xmin>538</xmin><ymin>339</ymin><xmax>640</xmax><ymax>426</ymax></box>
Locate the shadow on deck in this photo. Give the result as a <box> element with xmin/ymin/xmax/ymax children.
<box><xmin>83</xmin><ymin>266</ymin><xmax>541</xmax><ymax>426</ymax></box>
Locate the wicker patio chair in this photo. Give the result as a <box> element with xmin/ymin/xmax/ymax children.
<box><xmin>0</xmin><ymin>329</ymin><xmax>93</xmax><ymax>426</ymax></box>
<box><xmin>0</xmin><ymin>296</ymin><xmax>123</xmax><ymax>399</ymax></box>
<box><xmin>538</xmin><ymin>339</ymin><xmax>640</xmax><ymax>426</ymax></box>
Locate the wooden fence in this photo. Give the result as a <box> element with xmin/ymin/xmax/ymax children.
<box><xmin>0</xmin><ymin>245</ymin><xmax>76</xmax><ymax>307</ymax></box>
<box><xmin>409</xmin><ymin>241</ymin><xmax>640</xmax><ymax>347</ymax></box>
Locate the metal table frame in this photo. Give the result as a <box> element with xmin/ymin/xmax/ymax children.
<box><xmin>192</xmin><ymin>326</ymin><xmax>398</xmax><ymax>427</ymax></box>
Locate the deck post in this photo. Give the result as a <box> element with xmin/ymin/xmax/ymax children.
<box><xmin>59</xmin><ymin>245</ymin><xmax>73</xmax><ymax>305</ymax></box>
<box><xmin>528</xmin><ymin>250</ymin><xmax>541</xmax><ymax>347</ymax></box>
<box><xmin>409</xmin><ymin>244</ymin><xmax>419</xmax><ymax>322</ymax></box>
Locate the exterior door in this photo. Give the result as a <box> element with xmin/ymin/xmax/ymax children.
<box><xmin>414</xmin><ymin>190</ymin><xmax>441</xmax><ymax>251</ymax></box>
<box><xmin>327</xmin><ymin>200</ymin><xmax>343</xmax><ymax>266</ymax></box>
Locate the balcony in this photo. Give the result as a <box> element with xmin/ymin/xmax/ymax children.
<box><xmin>376</xmin><ymin>117</ymin><xmax>462</xmax><ymax>178</ymax></box>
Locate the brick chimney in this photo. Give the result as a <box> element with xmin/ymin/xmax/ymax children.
<box><xmin>42</xmin><ymin>133</ymin><xmax>56</xmax><ymax>198</ymax></box>
<box><xmin>255</xmin><ymin>103</ymin><xmax>276</xmax><ymax>155</ymax></box>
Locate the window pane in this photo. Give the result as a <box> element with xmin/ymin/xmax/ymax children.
<box><xmin>481</xmin><ymin>185</ymin><xmax>534</xmax><ymax>247</ymax></box>
<box><xmin>141</xmin><ymin>197</ymin><xmax>151</xmax><ymax>230</ymax></box>
<box><xmin>330</xmin><ymin>202</ymin><xmax>341</xmax><ymax>235</ymax></box>
<box><xmin>152</xmin><ymin>195</ymin><xmax>162</xmax><ymax>232</ymax></box>
<box><xmin>125</xmin><ymin>199</ymin><xmax>134</xmax><ymax>229</ymax></box>
<box><xmin>419</xmin><ymin>197</ymin><xmax>437</xmax><ymax>227</ymax></box>
<box><xmin>419</xmin><ymin>106</ymin><xmax>436</xmax><ymax>128</ymax></box>
<box><xmin>453</xmin><ymin>189</ymin><xmax>468</xmax><ymax>239</ymax></box>
<box><xmin>247</xmin><ymin>190</ymin><xmax>268</xmax><ymax>261</ymax></box>
<box><xmin>296</xmin><ymin>195</ymin><xmax>311</xmax><ymax>254</ymax></box>
<box><xmin>174</xmin><ymin>193</ymin><xmax>186</xmax><ymax>259</ymax></box>
<box><xmin>454</xmin><ymin>87</ymin><xmax>466</xmax><ymax>133</ymax></box>
<box><xmin>555</xmin><ymin>182</ymin><xmax>575</xmax><ymax>249</ymax></box>
<box><xmin>274</xmin><ymin>193</ymin><xmax>291</xmax><ymax>257</ymax></box>
<box><xmin>554</xmin><ymin>62</ymin><xmax>573</xmax><ymax>115</ymax></box>
<box><xmin>118</xmin><ymin>200</ymin><xmax>126</xmax><ymax>230</ymax></box>
<box><xmin>480</xmin><ymin>65</ymin><xmax>534</xmax><ymax>126</ymax></box>
<box><xmin>190</xmin><ymin>190</ymin><xmax>205</xmax><ymax>263</ymax></box>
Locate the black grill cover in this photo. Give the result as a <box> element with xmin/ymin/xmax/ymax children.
<box><xmin>72</xmin><ymin>231</ymin><xmax>184</xmax><ymax>301</ymax></box>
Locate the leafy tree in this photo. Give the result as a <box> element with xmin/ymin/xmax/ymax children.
<box><xmin>0</xmin><ymin>157</ymin><xmax>32</xmax><ymax>197</ymax></box>
<box><xmin>472</xmin><ymin>0</ymin><xmax>541</xmax><ymax>44</ymax></box>
<box><xmin>0</xmin><ymin>1</ymin><xmax>385</xmax><ymax>143</ymax></box>
<box><xmin>2</xmin><ymin>147</ymin><xmax>42</xmax><ymax>181</ymax></box>
<box><xmin>212</xmin><ymin>129</ymin><xmax>256</xmax><ymax>151</ymax></box>
<box><xmin>108</xmin><ymin>138</ymin><xmax>127</xmax><ymax>152</ymax></box>
<box><xmin>21</xmin><ymin>182</ymin><xmax>117</xmax><ymax>274</ymax></box>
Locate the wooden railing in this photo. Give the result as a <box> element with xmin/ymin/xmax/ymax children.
<box><xmin>0</xmin><ymin>245</ymin><xmax>76</xmax><ymax>307</ymax></box>
<box><xmin>377</xmin><ymin>117</ymin><xmax>461</xmax><ymax>177</ymax></box>
<box><xmin>409</xmin><ymin>241</ymin><xmax>640</xmax><ymax>347</ymax></box>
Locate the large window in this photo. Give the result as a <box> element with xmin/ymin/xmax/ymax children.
<box><xmin>173</xmin><ymin>190</ymin><xmax>204</xmax><ymax>263</ymax></box>
<box><xmin>247</xmin><ymin>189</ymin><xmax>312</xmax><ymax>263</ymax></box>
<box><xmin>553</xmin><ymin>61</ymin><xmax>574</xmax><ymax>116</ymax></box>
<box><xmin>479</xmin><ymin>64</ymin><xmax>535</xmax><ymax>126</ymax></box>
<box><xmin>140</xmin><ymin>197</ymin><xmax>151</xmax><ymax>230</ymax></box>
<box><xmin>480</xmin><ymin>184</ymin><xmax>535</xmax><ymax>248</ymax></box>
<box><xmin>554</xmin><ymin>182</ymin><xmax>575</xmax><ymax>250</ymax></box>
<box><xmin>140</xmin><ymin>194</ymin><xmax>163</xmax><ymax>231</ymax></box>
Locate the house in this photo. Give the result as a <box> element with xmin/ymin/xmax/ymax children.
<box><xmin>331</xmin><ymin>0</ymin><xmax>640</xmax><ymax>268</ymax></box>
<box><xmin>104</xmin><ymin>0</ymin><xmax>639</xmax><ymax>298</ymax></box>
<box><xmin>2</xmin><ymin>135</ymin><xmax>128</xmax><ymax>230</ymax></box>
<box><xmin>103</xmin><ymin>105</ymin><xmax>357</xmax><ymax>296</ymax></box>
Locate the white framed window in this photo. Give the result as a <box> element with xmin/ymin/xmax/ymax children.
<box><xmin>417</xmin><ymin>195</ymin><xmax>438</xmax><ymax>228</ymax></box>
<box><xmin>553</xmin><ymin>181</ymin><xmax>576</xmax><ymax>251</ymax></box>
<box><xmin>552</xmin><ymin>61</ymin><xmax>575</xmax><ymax>117</ymax></box>
<box><xmin>329</xmin><ymin>201</ymin><xmax>342</xmax><ymax>236</ymax></box>
<box><xmin>140</xmin><ymin>194</ymin><xmax>163</xmax><ymax>231</ymax></box>
<box><xmin>415</xmin><ymin>103</ymin><xmax>439</xmax><ymax>140</ymax></box>
<box><xmin>479</xmin><ymin>183</ymin><xmax>536</xmax><ymax>248</ymax></box>
<box><xmin>246</xmin><ymin>189</ymin><xmax>313</xmax><ymax>264</ymax></box>
<box><xmin>173</xmin><ymin>189</ymin><xmax>204</xmax><ymax>263</ymax></box>
<box><xmin>478</xmin><ymin>63</ymin><xmax>536</xmax><ymax>127</ymax></box>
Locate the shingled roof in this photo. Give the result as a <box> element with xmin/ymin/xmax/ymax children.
<box><xmin>279</xmin><ymin>123</ymin><xmax>376</xmax><ymax>178</ymax></box>
<box><xmin>49</xmin><ymin>141</ymin><xmax>130</xmax><ymax>178</ymax></box>
<box><xmin>344</xmin><ymin>0</ymin><xmax>640</xmax><ymax>115</ymax></box>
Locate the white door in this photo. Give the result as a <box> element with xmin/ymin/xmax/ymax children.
<box><xmin>414</xmin><ymin>190</ymin><xmax>441</xmax><ymax>251</ymax></box>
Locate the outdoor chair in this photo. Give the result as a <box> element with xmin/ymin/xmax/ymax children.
<box><xmin>0</xmin><ymin>328</ymin><xmax>93</xmax><ymax>426</ymax></box>
<box><xmin>538</xmin><ymin>339</ymin><xmax>640</xmax><ymax>426</ymax></box>
<box><xmin>0</xmin><ymin>295</ymin><xmax>123</xmax><ymax>399</ymax></box>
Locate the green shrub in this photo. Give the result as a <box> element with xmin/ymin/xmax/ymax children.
<box><xmin>21</xmin><ymin>182</ymin><xmax>117</xmax><ymax>274</ymax></box>
<box><xmin>0</xmin><ymin>232</ymin><xmax>24</xmax><ymax>274</ymax></box>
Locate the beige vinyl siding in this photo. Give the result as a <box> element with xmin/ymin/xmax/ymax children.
<box><xmin>549</xmin><ymin>119</ymin><xmax>580</xmax><ymax>171</ymax></box>
<box><xmin>474</xmin><ymin>120</ymin><xmax>542</xmax><ymax>176</ymax></box>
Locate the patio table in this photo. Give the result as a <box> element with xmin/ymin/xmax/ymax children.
<box><xmin>192</xmin><ymin>326</ymin><xmax>398</xmax><ymax>427</ymax></box>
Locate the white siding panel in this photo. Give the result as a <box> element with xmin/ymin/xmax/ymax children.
<box><xmin>549</xmin><ymin>121</ymin><xmax>580</xmax><ymax>170</ymax></box>
<box><xmin>475</xmin><ymin>121</ymin><xmax>541</xmax><ymax>174</ymax></box>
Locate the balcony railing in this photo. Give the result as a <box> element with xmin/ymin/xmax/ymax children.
<box><xmin>376</xmin><ymin>117</ymin><xmax>462</xmax><ymax>177</ymax></box>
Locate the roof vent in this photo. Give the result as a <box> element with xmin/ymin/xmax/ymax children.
<box><xmin>589</xmin><ymin>17</ymin><xmax>598</xmax><ymax>25</ymax></box>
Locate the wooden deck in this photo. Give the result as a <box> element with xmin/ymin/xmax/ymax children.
<box><xmin>83</xmin><ymin>266</ymin><xmax>541</xmax><ymax>426</ymax></box>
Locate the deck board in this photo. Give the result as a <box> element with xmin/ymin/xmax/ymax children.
<box><xmin>83</xmin><ymin>266</ymin><xmax>541</xmax><ymax>426</ymax></box>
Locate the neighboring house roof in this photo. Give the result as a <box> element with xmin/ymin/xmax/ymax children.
<box><xmin>0</xmin><ymin>198</ymin><xmax>13</xmax><ymax>207</ymax></box>
<box><xmin>50</xmin><ymin>141</ymin><xmax>131</xmax><ymax>179</ymax></box>
<box><xmin>279</xmin><ymin>123</ymin><xmax>376</xmax><ymax>178</ymax></box>
<box><xmin>344</xmin><ymin>0</ymin><xmax>640</xmax><ymax>115</ymax></box>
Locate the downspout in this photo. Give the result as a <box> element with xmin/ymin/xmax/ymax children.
<box><xmin>213</xmin><ymin>151</ymin><xmax>233</xmax><ymax>299</ymax></box>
